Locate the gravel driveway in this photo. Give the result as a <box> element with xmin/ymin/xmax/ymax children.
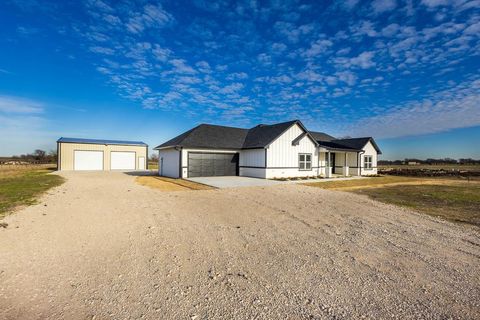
<box><xmin>0</xmin><ymin>172</ymin><xmax>479</xmax><ymax>319</ymax></box>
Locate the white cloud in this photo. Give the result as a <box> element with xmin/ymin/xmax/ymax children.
<box><xmin>371</xmin><ymin>0</ymin><xmax>397</xmax><ymax>14</ymax></box>
<box><xmin>421</xmin><ymin>0</ymin><xmax>451</xmax><ymax>8</ymax></box>
<box><xmin>342</xmin><ymin>0</ymin><xmax>360</xmax><ymax>10</ymax></box>
<box><xmin>349</xmin><ymin>79</ymin><xmax>480</xmax><ymax>138</ymax></box>
<box><xmin>89</xmin><ymin>46</ymin><xmax>115</xmax><ymax>55</ymax></box>
<box><xmin>0</xmin><ymin>95</ymin><xmax>44</xmax><ymax>114</ymax></box>
<box><xmin>126</xmin><ymin>4</ymin><xmax>173</xmax><ymax>34</ymax></box>
<box><xmin>303</xmin><ymin>39</ymin><xmax>333</xmax><ymax>58</ymax></box>
<box><xmin>170</xmin><ymin>59</ymin><xmax>197</xmax><ymax>74</ymax></box>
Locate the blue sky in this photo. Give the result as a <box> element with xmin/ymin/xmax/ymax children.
<box><xmin>0</xmin><ymin>0</ymin><xmax>479</xmax><ymax>160</ymax></box>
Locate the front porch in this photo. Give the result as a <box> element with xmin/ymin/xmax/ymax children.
<box><xmin>320</xmin><ymin>149</ymin><xmax>361</xmax><ymax>178</ymax></box>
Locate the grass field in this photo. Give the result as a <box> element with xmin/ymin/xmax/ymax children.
<box><xmin>304</xmin><ymin>176</ymin><xmax>480</xmax><ymax>227</ymax></box>
<box><xmin>148</xmin><ymin>162</ymin><xmax>158</xmax><ymax>170</ymax></box>
<box><xmin>0</xmin><ymin>165</ymin><xmax>64</xmax><ymax>219</ymax></box>
<box><xmin>379</xmin><ymin>164</ymin><xmax>480</xmax><ymax>171</ymax></box>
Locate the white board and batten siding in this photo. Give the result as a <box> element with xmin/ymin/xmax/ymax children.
<box><xmin>158</xmin><ymin>148</ymin><xmax>180</xmax><ymax>178</ymax></box>
<box><xmin>265</xmin><ymin>123</ymin><xmax>319</xmax><ymax>179</ymax></box>
<box><xmin>239</xmin><ymin>149</ymin><xmax>266</xmax><ymax>178</ymax></box>
<box><xmin>360</xmin><ymin>141</ymin><xmax>378</xmax><ymax>175</ymax></box>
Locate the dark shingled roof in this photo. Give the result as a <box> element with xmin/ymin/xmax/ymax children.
<box><xmin>329</xmin><ymin>137</ymin><xmax>382</xmax><ymax>154</ymax></box>
<box><xmin>309</xmin><ymin>131</ymin><xmax>336</xmax><ymax>142</ymax></box>
<box><xmin>242</xmin><ymin>120</ymin><xmax>298</xmax><ymax>148</ymax></box>
<box><xmin>57</xmin><ymin>137</ymin><xmax>147</xmax><ymax>146</ymax></box>
<box><xmin>155</xmin><ymin>120</ymin><xmax>380</xmax><ymax>154</ymax></box>
<box><xmin>156</xmin><ymin>124</ymin><xmax>249</xmax><ymax>149</ymax></box>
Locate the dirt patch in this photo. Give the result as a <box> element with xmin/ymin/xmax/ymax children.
<box><xmin>136</xmin><ymin>176</ymin><xmax>214</xmax><ymax>191</ymax></box>
<box><xmin>0</xmin><ymin>172</ymin><xmax>479</xmax><ymax>319</ymax></box>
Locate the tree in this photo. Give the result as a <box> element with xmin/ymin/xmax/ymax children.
<box><xmin>149</xmin><ymin>153</ymin><xmax>159</xmax><ymax>162</ymax></box>
<box><xmin>34</xmin><ymin>149</ymin><xmax>46</xmax><ymax>160</ymax></box>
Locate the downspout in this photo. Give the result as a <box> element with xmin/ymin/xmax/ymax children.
<box><xmin>358</xmin><ymin>150</ymin><xmax>365</xmax><ymax>176</ymax></box>
<box><xmin>57</xmin><ymin>142</ymin><xmax>60</xmax><ymax>171</ymax></box>
<box><xmin>317</xmin><ymin>147</ymin><xmax>320</xmax><ymax>176</ymax></box>
<box><xmin>178</xmin><ymin>147</ymin><xmax>183</xmax><ymax>178</ymax></box>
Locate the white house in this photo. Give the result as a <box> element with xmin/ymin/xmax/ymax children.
<box><xmin>154</xmin><ymin>120</ymin><xmax>381</xmax><ymax>179</ymax></box>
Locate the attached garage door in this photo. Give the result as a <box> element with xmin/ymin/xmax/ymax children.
<box><xmin>74</xmin><ymin>151</ymin><xmax>103</xmax><ymax>171</ymax></box>
<box><xmin>111</xmin><ymin>152</ymin><xmax>136</xmax><ymax>170</ymax></box>
<box><xmin>188</xmin><ymin>152</ymin><xmax>238</xmax><ymax>177</ymax></box>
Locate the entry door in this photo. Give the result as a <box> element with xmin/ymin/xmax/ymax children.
<box><xmin>330</xmin><ymin>153</ymin><xmax>336</xmax><ymax>174</ymax></box>
<box><xmin>138</xmin><ymin>157</ymin><xmax>145</xmax><ymax>170</ymax></box>
<box><xmin>188</xmin><ymin>152</ymin><xmax>239</xmax><ymax>177</ymax></box>
<box><xmin>74</xmin><ymin>150</ymin><xmax>103</xmax><ymax>171</ymax></box>
<box><xmin>111</xmin><ymin>152</ymin><xmax>136</xmax><ymax>170</ymax></box>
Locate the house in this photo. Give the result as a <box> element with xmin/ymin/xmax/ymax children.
<box><xmin>57</xmin><ymin>138</ymin><xmax>148</xmax><ymax>171</ymax></box>
<box><xmin>154</xmin><ymin>120</ymin><xmax>381</xmax><ymax>179</ymax></box>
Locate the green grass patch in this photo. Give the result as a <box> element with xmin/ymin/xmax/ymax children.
<box><xmin>0</xmin><ymin>167</ymin><xmax>64</xmax><ymax>219</ymax></box>
<box><xmin>354</xmin><ymin>183</ymin><xmax>480</xmax><ymax>227</ymax></box>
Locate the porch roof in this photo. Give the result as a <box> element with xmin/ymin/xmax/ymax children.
<box><xmin>318</xmin><ymin>141</ymin><xmax>361</xmax><ymax>152</ymax></box>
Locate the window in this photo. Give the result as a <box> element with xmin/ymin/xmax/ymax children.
<box><xmin>299</xmin><ymin>153</ymin><xmax>312</xmax><ymax>170</ymax></box>
<box><xmin>364</xmin><ymin>155</ymin><xmax>373</xmax><ymax>169</ymax></box>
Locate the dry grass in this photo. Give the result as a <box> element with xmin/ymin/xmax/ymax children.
<box><xmin>0</xmin><ymin>164</ymin><xmax>56</xmax><ymax>179</ymax></box>
<box><xmin>303</xmin><ymin>176</ymin><xmax>422</xmax><ymax>190</ymax></box>
<box><xmin>303</xmin><ymin>175</ymin><xmax>480</xmax><ymax>227</ymax></box>
<box><xmin>379</xmin><ymin>164</ymin><xmax>480</xmax><ymax>171</ymax></box>
<box><xmin>136</xmin><ymin>176</ymin><xmax>214</xmax><ymax>191</ymax></box>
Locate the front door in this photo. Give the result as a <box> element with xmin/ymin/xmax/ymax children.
<box><xmin>330</xmin><ymin>153</ymin><xmax>336</xmax><ymax>174</ymax></box>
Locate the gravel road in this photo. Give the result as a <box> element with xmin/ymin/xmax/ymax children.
<box><xmin>0</xmin><ymin>172</ymin><xmax>479</xmax><ymax>319</ymax></box>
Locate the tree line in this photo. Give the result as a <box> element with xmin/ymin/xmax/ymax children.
<box><xmin>1</xmin><ymin>149</ymin><xmax>58</xmax><ymax>164</ymax></box>
<box><xmin>379</xmin><ymin>158</ymin><xmax>480</xmax><ymax>165</ymax></box>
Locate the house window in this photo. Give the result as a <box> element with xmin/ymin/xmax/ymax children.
<box><xmin>299</xmin><ymin>153</ymin><xmax>312</xmax><ymax>170</ymax></box>
<box><xmin>364</xmin><ymin>155</ymin><xmax>373</xmax><ymax>169</ymax></box>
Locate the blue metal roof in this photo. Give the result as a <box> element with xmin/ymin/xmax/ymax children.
<box><xmin>57</xmin><ymin>137</ymin><xmax>147</xmax><ymax>146</ymax></box>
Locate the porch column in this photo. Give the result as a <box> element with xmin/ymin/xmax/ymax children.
<box><xmin>326</xmin><ymin>151</ymin><xmax>332</xmax><ymax>178</ymax></box>
<box><xmin>343</xmin><ymin>152</ymin><xmax>349</xmax><ymax>176</ymax></box>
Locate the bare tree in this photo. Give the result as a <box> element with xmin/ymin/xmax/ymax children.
<box><xmin>149</xmin><ymin>153</ymin><xmax>159</xmax><ymax>162</ymax></box>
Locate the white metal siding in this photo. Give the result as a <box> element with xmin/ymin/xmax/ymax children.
<box><xmin>59</xmin><ymin>143</ymin><xmax>147</xmax><ymax>171</ymax></box>
<box><xmin>158</xmin><ymin>148</ymin><xmax>180</xmax><ymax>178</ymax></box>
<box><xmin>239</xmin><ymin>149</ymin><xmax>265</xmax><ymax>167</ymax></box>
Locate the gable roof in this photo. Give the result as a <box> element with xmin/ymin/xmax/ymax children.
<box><xmin>155</xmin><ymin>124</ymin><xmax>249</xmax><ymax>149</ymax></box>
<box><xmin>331</xmin><ymin>137</ymin><xmax>382</xmax><ymax>154</ymax></box>
<box><xmin>309</xmin><ymin>131</ymin><xmax>336</xmax><ymax>142</ymax></box>
<box><xmin>155</xmin><ymin>120</ymin><xmax>379</xmax><ymax>153</ymax></box>
<box><xmin>57</xmin><ymin>137</ymin><xmax>147</xmax><ymax>146</ymax></box>
<box><xmin>242</xmin><ymin>120</ymin><xmax>299</xmax><ymax>148</ymax></box>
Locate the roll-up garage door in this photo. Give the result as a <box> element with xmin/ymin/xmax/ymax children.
<box><xmin>188</xmin><ymin>152</ymin><xmax>238</xmax><ymax>177</ymax></box>
<box><xmin>111</xmin><ymin>151</ymin><xmax>136</xmax><ymax>170</ymax></box>
<box><xmin>74</xmin><ymin>150</ymin><xmax>103</xmax><ymax>171</ymax></box>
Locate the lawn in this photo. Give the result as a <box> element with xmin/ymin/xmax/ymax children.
<box><xmin>0</xmin><ymin>165</ymin><xmax>64</xmax><ymax>219</ymax></box>
<box><xmin>304</xmin><ymin>176</ymin><xmax>480</xmax><ymax>227</ymax></box>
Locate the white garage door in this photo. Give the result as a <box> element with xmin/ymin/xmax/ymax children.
<box><xmin>111</xmin><ymin>152</ymin><xmax>136</xmax><ymax>170</ymax></box>
<box><xmin>74</xmin><ymin>151</ymin><xmax>103</xmax><ymax>171</ymax></box>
